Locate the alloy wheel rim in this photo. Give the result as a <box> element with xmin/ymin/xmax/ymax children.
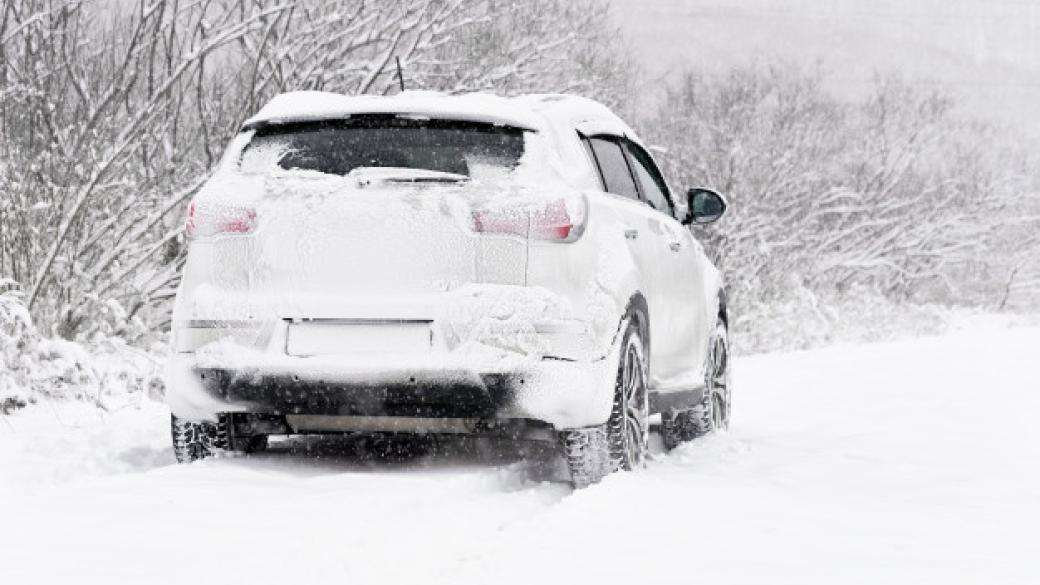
<box><xmin>709</xmin><ymin>333</ymin><xmax>729</xmax><ymax>429</ymax></box>
<box><xmin>622</xmin><ymin>342</ymin><xmax>647</xmax><ymax>468</ymax></box>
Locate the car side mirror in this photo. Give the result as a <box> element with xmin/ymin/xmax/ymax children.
<box><xmin>683</xmin><ymin>188</ymin><xmax>727</xmax><ymax>225</ymax></box>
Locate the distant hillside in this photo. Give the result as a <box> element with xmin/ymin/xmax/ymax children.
<box><xmin>611</xmin><ymin>0</ymin><xmax>1040</xmax><ymax>132</ymax></box>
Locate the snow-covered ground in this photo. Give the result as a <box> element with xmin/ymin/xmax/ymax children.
<box><xmin>1</xmin><ymin>320</ymin><xmax>1037</xmax><ymax>584</ymax></box>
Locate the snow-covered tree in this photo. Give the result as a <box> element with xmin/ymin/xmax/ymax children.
<box><xmin>646</xmin><ymin>64</ymin><xmax>1040</xmax><ymax>318</ymax></box>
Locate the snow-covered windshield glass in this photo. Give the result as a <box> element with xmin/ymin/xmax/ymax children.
<box><xmin>239</xmin><ymin>117</ymin><xmax>526</xmax><ymax>178</ymax></box>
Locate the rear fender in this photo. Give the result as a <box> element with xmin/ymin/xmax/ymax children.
<box><xmin>526</xmin><ymin>197</ymin><xmax>650</xmax><ymax>359</ymax></box>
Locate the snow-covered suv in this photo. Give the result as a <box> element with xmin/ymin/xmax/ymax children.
<box><xmin>166</xmin><ymin>91</ymin><xmax>730</xmax><ymax>486</ymax></box>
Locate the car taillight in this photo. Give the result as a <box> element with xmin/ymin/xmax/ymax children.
<box><xmin>471</xmin><ymin>196</ymin><xmax>586</xmax><ymax>241</ymax></box>
<box><xmin>185</xmin><ymin>201</ymin><xmax>257</xmax><ymax>239</ymax></box>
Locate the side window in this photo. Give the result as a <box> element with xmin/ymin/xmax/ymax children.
<box><xmin>588</xmin><ymin>136</ymin><xmax>639</xmax><ymax>200</ymax></box>
<box><xmin>623</xmin><ymin>141</ymin><xmax>673</xmax><ymax>214</ymax></box>
<box><xmin>579</xmin><ymin>136</ymin><xmax>605</xmax><ymax>191</ymax></box>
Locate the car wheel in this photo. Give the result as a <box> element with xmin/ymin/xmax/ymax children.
<box><xmin>560</xmin><ymin>321</ymin><xmax>649</xmax><ymax>487</ymax></box>
<box><xmin>560</xmin><ymin>426</ymin><xmax>609</xmax><ymax>488</ymax></box>
<box><xmin>171</xmin><ymin>414</ymin><xmax>230</xmax><ymax>463</ymax></box>
<box><xmin>661</xmin><ymin>319</ymin><xmax>730</xmax><ymax>449</ymax></box>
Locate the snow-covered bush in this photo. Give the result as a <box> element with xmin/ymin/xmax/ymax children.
<box><xmin>732</xmin><ymin>281</ymin><xmax>952</xmax><ymax>355</ymax></box>
<box><xmin>1</xmin><ymin>279</ymin><xmax>34</xmax><ymax>412</ymax></box>
<box><xmin>0</xmin><ymin>279</ymin><xmax>163</xmax><ymax>412</ymax></box>
<box><xmin>56</xmin><ymin>295</ymin><xmax>153</xmax><ymax>345</ymax></box>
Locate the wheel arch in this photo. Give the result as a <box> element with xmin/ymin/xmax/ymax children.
<box><xmin>622</xmin><ymin>291</ymin><xmax>650</xmax><ymax>359</ymax></box>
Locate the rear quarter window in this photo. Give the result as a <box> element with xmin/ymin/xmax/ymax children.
<box><xmin>587</xmin><ymin>136</ymin><xmax>639</xmax><ymax>200</ymax></box>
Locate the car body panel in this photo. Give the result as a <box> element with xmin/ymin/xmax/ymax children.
<box><xmin>167</xmin><ymin>91</ymin><xmax>724</xmax><ymax>430</ymax></box>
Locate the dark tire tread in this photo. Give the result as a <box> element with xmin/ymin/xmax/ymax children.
<box><xmin>660</xmin><ymin>397</ymin><xmax>713</xmax><ymax>449</ymax></box>
<box><xmin>171</xmin><ymin>414</ymin><xmax>231</xmax><ymax>463</ymax></box>
<box><xmin>560</xmin><ymin>426</ymin><xmax>611</xmax><ymax>488</ymax></box>
<box><xmin>661</xmin><ymin>319</ymin><xmax>730</xmax><ymax>450</ymax></box>
<box><xmin>559</xmin><ymin>320</ymin><xmax>648</xmax><ymax>488</ymax></box>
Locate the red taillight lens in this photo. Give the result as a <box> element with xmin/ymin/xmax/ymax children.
<box><xmin>471</xmin><ymin>197</ymin><xmax>585</xmax><ymax>241</ymax></box>
<box><xmin>185</xmin><ymin>201</ymin><xmax>257</xmax><ymax>239</ymax></box>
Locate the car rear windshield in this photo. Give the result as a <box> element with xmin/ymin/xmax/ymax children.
<box><xmin>239</xmin><ymin>117</ymin><xmax>526</xmax><ymax>177</ymax></box>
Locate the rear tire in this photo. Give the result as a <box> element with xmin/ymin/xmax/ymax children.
<box><xmin>661</xmin><ymin>319</ymin><xmax>731</xmax><ymax>449</ymax></box>
<box><xmin>171</xmin><ymin>414</ymin><xmax>230</xmax><ymax>463</ymax></box>
<box><xmin>559</xmin><ymin>321</ymin><xmax>649</xmax><ymax>488</ymax></box>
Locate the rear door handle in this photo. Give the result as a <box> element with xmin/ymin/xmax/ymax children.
<box><xmin>624</xmin><ymin>229</ymin><xmax>639</xmax><ymax>240</ymax></box>
<box><xmin>668</xmin><ymin>241</ymin><xmax>682</xmax><ymax>252</ymax></box>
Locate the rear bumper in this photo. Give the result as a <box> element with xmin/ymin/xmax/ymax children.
<box><xmin>193</xmin><ymin>367</ymin><xmax>518</xmax><ymax>418</ymax></box>
<box><xmin>166</xmin><ymin>284</ymin><xmax>623</xmax><ymax>429</ymax></box>
<box><xmin>167</xmin><ymin>353</ymin><xmax>617</xmax><ymax>430</ymax></box>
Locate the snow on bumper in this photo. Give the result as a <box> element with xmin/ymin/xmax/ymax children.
<box><xmin>166</xmin><ymin>285</ymin><xmax>621</xmax><ymax>429</ymax></box>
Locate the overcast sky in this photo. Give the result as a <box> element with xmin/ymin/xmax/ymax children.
<box><xmin>611</xmin><ymin>0</ymin><xmax>1040</xmax><ymax>130</ymax></box>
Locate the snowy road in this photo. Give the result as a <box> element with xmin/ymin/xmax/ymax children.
<box><xmin>2</xmin><ymin>322</ymin><xmax>1038</xmax><ymax>584</ymax></box>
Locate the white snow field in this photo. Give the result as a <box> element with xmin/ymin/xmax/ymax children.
<box><xmin>2</xmin><ymin>321</ymin><xmax>1038</xmax><ymax>584</ymax></box>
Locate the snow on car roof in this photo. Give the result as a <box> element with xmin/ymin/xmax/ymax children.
<box><xmin>242</xmin><ymin>90</ymin><xmax>641</xmax><ymax>143</ymax></box>
<box><xmin>243</xmin><ymin>91</ymin><xmax>543</xmax><ymax>131</ymax></box>
<box><xmin>516</xmin><ymin>93</ymin><xmax>643</xmax><ymax>146</ymax></box>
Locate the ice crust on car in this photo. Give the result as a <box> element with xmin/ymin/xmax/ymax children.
<box><xmin>241</xmin><ymin>90</ymin><xmax>643</xmax><ymax>193</ymax></box>
<box><xmin>244</xmin><ymin>90</ymin><xmax>545</xmax><ymax>132</ymax></box>
<box><xmin>182</xmin><ymin>108</ymin><xmax>627</xmax><ymax>359</ymax></box>
<box><xmin>243</xmin><ymin>90</ymin><xmax>640</xmax><ymax>139</ymax></box>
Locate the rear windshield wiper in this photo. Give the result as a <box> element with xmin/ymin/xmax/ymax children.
<box><xmin>349</xmin><ymin>167</ymin><xmax>469</xmax><ymax>185</ymax></box>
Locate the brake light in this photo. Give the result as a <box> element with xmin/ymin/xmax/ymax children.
<box><xmin>471</xmin><ymin>197</ymin><xmax>586</xmax><ymax>241</ymax></box>
<box><xmin>185</xmin><ymin>201</ymin><xmax>257</xmax><ymax>239</ymax></box>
